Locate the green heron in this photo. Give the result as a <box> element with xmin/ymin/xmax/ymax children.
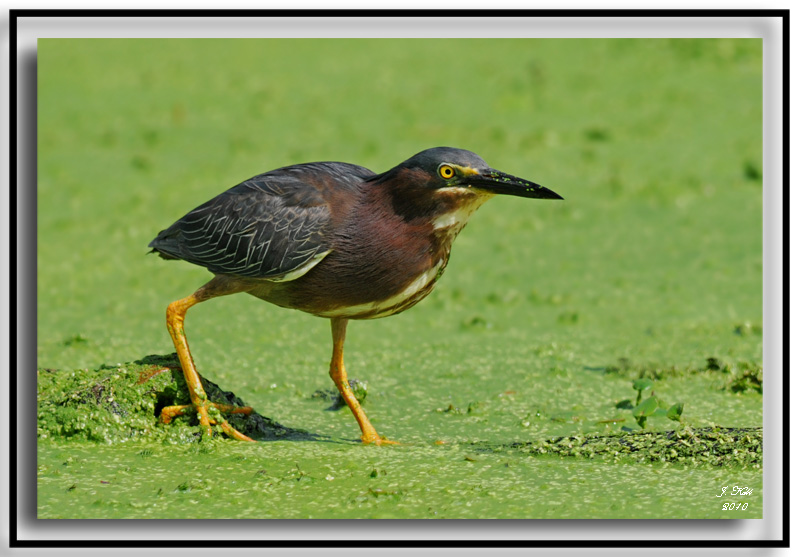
<box><xmin>149</xmin><ymin>147</ymin><xmax>561</xmax><ymax>443</ymax></box>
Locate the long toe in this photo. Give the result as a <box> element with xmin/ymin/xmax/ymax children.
<box><xmin>361</xmin><ymin>432</ymin><xmax>400</xmax><ymax>446</ymax></box>
<box><xmin>160</xmin><ymin>402</ymin><xmax>256</xmax><ymax>442</ymax></box>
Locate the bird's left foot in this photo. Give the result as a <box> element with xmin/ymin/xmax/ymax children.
<box><xmin>160</xmin><ymin>401</ymin><xmax>255</xmax><ymax>442</ymax></box>
<box><xmin>361</xmin><ymin>433</ymin><xmax>400</xmax><ymax>446</ymax></box>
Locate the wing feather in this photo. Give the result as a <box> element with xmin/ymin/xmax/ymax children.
<box><xmin>149</xmin><ymin>169</ymin><xmax>338</xmax><ymax>280</ymax></box>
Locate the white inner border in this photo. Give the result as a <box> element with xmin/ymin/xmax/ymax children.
<box><xmin>8</xmin><ymin>9</ymin><xmax>784</xmax><ymax>549</ymax></box>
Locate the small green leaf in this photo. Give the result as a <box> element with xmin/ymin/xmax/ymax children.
<box><xmin>667</xmin><ymin>402</ymin><xmax>684</xmax><ymax>421</ymax></box>
<box><xmin>632</xmin><ymin>378</ymin><xmax>654</xmax><ymax>393</ymax></box>
<box><xmin>652</xmin><ymin>408</ymin><xmax>668</xmax><ymax>418</ymax></box>
<box><xmin>632</xmin><ymin>395</ymin><xmax>658</xmax><ymax>418</ymax></box>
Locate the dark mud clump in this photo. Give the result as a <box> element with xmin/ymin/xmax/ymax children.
<box><xmin>37</xmin><ymin>353</ymin><xmax>314</xmax><ymax>444</ymax></box>
<box><xmin>310</xmin><ymin>378</ymin><xmax>368</xmax><ymax>411</ymax></box>
<box><xmin>603</xmin><ymin>357</ymin><xmax>763</xmax><ymax>394</ymax></box>
<box><xmin>504</xmin><ymin>426</ymin><xmax>762</xmax><ymax>467</ymax></box>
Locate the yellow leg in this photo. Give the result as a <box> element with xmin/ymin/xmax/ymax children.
<box><xmin>161</xmin><ymin>278</ymin><xmax>256</xmax><ymax>442</ymax></box>
<box><xmin>329</xmin><ymin>318</ymin><xmax>397</xmax><ymax>445</ymax></box>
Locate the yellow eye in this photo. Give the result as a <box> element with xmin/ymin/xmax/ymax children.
<box><xmin>439</xmin><ymin>164</ymin><xmax>455</xmax><ymax>179</ymax></box>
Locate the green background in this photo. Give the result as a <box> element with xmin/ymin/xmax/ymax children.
<box><xmin>37</xmin><ymin>38</ymin><xmax>763</xmax><ymax>519</ymax></box>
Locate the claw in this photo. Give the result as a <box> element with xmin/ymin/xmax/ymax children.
<box><xmin>160</xmin><ymin>402</ymin><xmax>255</xmax><ymax>442</ymax></box>
<box><xmin>364</xmin><ymin>435</ymin><xmax>400</xmax><ymax>446</ymax></box>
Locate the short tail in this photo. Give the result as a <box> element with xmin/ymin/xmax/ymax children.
<box><xmin>148</xmin><ymin>226</ymin><xmax>183</xmax><ymax>260</ymax></box>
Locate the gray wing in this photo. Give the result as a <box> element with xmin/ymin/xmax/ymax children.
<box><xmin>149</xmin><ymin>171</ymin><xmax>334</xmax><ymax>280</ymax></box>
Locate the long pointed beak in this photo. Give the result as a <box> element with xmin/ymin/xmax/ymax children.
<box><xmin>465</xmin><ymin>169</ymin><xmax>563</xmax><ymax>200</ymax></box>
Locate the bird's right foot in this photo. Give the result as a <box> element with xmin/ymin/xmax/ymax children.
<box><xmin>160</xmin><ymin>401</ymin><xmax>256</xmax><ymax>442</ymax></box>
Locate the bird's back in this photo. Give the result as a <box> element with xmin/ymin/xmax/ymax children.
<box><xmin>149</xmin><ymin>162</ymin><xmax>372</xmax><ymax>280</ymax></box>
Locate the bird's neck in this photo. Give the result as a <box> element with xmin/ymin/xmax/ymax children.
<box><xmin>428</xmin><ymin>188</ymin><xmax>493</xmax><ymax>246</ymax></box>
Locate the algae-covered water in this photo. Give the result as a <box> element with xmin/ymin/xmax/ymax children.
<box><xmin>36</xmin><ymin>38</ymin><xmax>763</xmax><ymax>520</ymax></box>
<box><xmin>38</xmin><ymin>438</ymin><xmax>762</xmax><ymax>520</ymax></box>
<box><xmin>36</xmin><ymin>341</ymin><xmax>763</xmax><ymax>519</ymax></box>
<box><xmin>37</xmin><ymin>355</ymin><xmax>763</xmax><ymax>519</ymax></box>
